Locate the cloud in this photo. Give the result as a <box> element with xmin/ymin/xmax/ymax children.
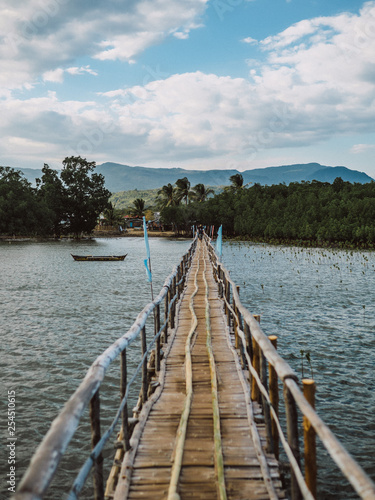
<box><xmin>350</xmin><ymin>144</ymin><xmax>375</xmax><ymax>154</ymax></box>
<box><xmin>242</xmin><ymin>37</ymin><xmax>258</xmax><ymax>44</ymax></box>
<box><xmin>1</xmin><ymin>1</ymin><xmax>375</xmax><ymax>171</ymax></box>
<box><xmin>0</xmin><ymin>0</ymin><xmax>209</xmax><ymax>90</ymax></box>
<box><xmin>42</xmin><ymin>66</ymin><xmax>98</xmax><ymax>83</ymax></box>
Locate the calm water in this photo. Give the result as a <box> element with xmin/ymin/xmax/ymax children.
<box><xmin>1</xmin><ymin>238</ymin><xmax>374</xmax><ymax>499</ymax></box>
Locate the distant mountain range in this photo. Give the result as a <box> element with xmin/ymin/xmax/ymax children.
<box><xmin>15</xmin><ymin>162</ymin><xmax>374</xmax><ymax>193</ymax></box>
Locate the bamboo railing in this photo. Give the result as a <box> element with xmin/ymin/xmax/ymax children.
<box><xmin>13</xmin><ymin>238</ymin><xmax>197</xmax><ymax>500</ymax></box>
<box><xmin>205</xmin><ymin>235</ymin><xmax>375</xmax><ymax>500</ymax></box>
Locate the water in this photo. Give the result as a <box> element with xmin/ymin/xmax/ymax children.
<box><xmin>221</xmin><ymin>241</ymin><xmax>375</xmax><ymax>499</ymax></box>
<box><xmin>0</xmin><ymin>237</ymin><xmax>190</xmax><ymax>499</ymax></box>
<box><xmin>1</xmin><ymin>238</ymin><xmax>374</xmax><ymax>499</ymax></box>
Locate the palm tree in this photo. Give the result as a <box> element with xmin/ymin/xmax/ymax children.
<box><xmin>103</xmin><ymin>202</ymin><xmax>123</xmax><ymax>227</ymax></box>
<box><xmin>157</xmin><ymin>183</ymin><xmax>177</xmax><ymax>209</ymax></box>
<box><xmin>229</xmin><ymin>173</ymin><xmax>244</xmax><ymax>190</ymax></box>
<box><xmin>191</xmin><ymin>183</ymin><xmax>214</xmax><ymax>202</ymax></box>
<box><xmin>175</xmin><ymin>177</ymin><xmax>192</xmax><ymax>205</ymax></box>
<box><xmin>225</xmin><ymin>173</ymin><xmax>251</xmax><ymax>192</ymax></box>
<box><xmin>128</xmin><ymin>198</ymin><xmax>148</xmax><ymax>217</ymax></box>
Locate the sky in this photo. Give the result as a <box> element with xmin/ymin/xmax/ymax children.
<box><xmin>1</xmin><ymin>0</ymin><xmax>375</xmax><ymax>178</ymax></box>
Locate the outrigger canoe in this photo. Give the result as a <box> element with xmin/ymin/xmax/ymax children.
<box><xmin>71</xmin><ymin>254</ymin><xmax>127</xmax><ymax>262</ymax></box>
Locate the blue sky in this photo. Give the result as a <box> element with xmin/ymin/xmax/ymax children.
<box><xmin>1</xmin><ymin>0</ymin><xmax>375</xmax><ymax>178</ymax></box>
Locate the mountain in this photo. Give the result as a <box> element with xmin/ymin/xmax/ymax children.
<box><xmin>12</xmin><ymin>162</ymin><xmax>373</xmax><ymax>193</ymax></box>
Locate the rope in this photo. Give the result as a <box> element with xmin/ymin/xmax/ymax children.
<box><xmin>167</xmin><ymin>245</ymin><xmax>200</xmax><ymax>500</ymax></box>
<box><xmin>203</xmin><ymin>245</ymin><xmax>227</xmax><ymax>500</ymax></box>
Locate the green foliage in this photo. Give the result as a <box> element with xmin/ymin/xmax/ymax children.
<box><xmin>128</xmin><ymin>198</ymin><xmax>149</xmax><ymax>217</ymax></box>
<box><xmin>0</xmin><ymin>167</ymin><xmax>51</xmax><ymax>235</ymax></box>
<box><xmin>111</xmin><ymin>188</ymin><xmax>159</xmax><ymax>210</ymax></box>
<box><xmin>0</xmin><ymin>157</ymin><xmax>111</xmax><ymax>237</ymax></box>
<box><xmin>160</xmin><ymin>176</ymin><xmax>375</xmax><ymax>246</ymax></box>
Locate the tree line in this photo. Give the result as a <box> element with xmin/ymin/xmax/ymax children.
<box><xmin>0</xmin><ymin>157</ymin><xmax>111</xmax><ymax>238</ymax></box>
<box><xmin>159</xmin><ymin>175</ymin><xmax>375</xmax><ymax>247</ymax></box>
<box><xmin>2</xmin><ymin>161</ymin><xmax>375</xmax><ymax>247</ymax></box>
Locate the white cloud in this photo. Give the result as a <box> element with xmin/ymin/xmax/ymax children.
<box><xmin>0</xmin><ymin>0</ymin><xmax>209</xmax><ymax>89</ymax></box>
<box><xmin>351</xmin><ymin>144</ymin><xmax>375</xmax><ymax>154</ymax></box>
<box><xmin>1</xmin><ymin>1</ymin><xmax>375</xmax><ymax>173</ymax></box>
<box><xmin>242</xmin><ymin>37</ymin><xmax>258</xmax><ymax>44</ymax></box>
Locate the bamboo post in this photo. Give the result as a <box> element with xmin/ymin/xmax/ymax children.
<box><xmin>284</xmin><ymin>384</ymin><xmax>302</xmax><ymax>500</ymax></box>
<box><xmin>141</xmin><ymin>326</ymin><xmax>148</xmax><ymax>404</ymax></box>
<box><xmin>303</xmin><ymin>379</ymin><xmax>317</xmax><ymax>499</ymax></box>
<box><xmin>268</xmin><ymin>335</ymin><xmax>279</xmax><ymax>460</ymax></box>
<box><xmin>218</xmin><ymin>265</ymin><xmax>223</xmax><ymax>297</ymax></box>
<box><xmin>251</xmin><ymin>315</ymin><xmax>261</xmax><ymax>402</ymax></box>
<box><xmin>155</xmin><ymin>304</ymin><xmax>161</xmax><ymax>372</ymax></box>
<box><xmin>260</xmin><ymin>350</ymin><xmax>273</xmax><ymax>454</ymax></box>
<box><xmin>233</xmin><ymin>286</ymin><xmax>239</xmax><ymax>348</ymax></box>
<box><xmin>226</xmin><ymin>282</ymin><xmax>231</xmax><ymax>327</ymax></box>
<box><xmin>90</xmin><ymin>390</ymin><xmax>104</xmax><ymax>500</ymax></box>
<box><xmin>120</xmin><ymin>349</ymin><xmax>131</xmax><ymax>451</ymax></box>
<box><xmin>164</xmin><ymin>291</ymin><xmax>169</xmax><ymax>343</ymax></box>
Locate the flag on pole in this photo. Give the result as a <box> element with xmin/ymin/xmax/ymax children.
<box><xmin>216</xmin><ymin>225</ymin><xmax>222</xmax><ymax>258</ymax></box>
<box><xmin>143</xmin><ymin>216</ymin><xmax>154</xmax><ymax>299</ymax></box>
<box><xmin>143</xmin><ymin>216</ymin><xmax>150</xmax><ymax>260</ymax></box>
<box><xmin>144</xmin><ymin>259</ymin><xmax>152</xmax><ymax>282</ymax></box>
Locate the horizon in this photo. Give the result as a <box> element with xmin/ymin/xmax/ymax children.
<box><xmin>1</xmin><ymin>1</ymin><xmax>375</xmax><ymax>178</ymax></box>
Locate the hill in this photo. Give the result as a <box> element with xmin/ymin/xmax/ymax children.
<box><xmin>10</xmin><ymin>162</ymin><xmax>374</xmax><ymax>193</ymax></box>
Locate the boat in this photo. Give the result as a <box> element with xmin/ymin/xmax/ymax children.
<box><xmin>71</xmin><ymin>254</ymin><xmax>127</xmax><ymax>262</ymax></box>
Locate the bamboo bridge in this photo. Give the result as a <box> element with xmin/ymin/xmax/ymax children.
<box><xmin>14</xmin><ymin>237</ymin><xmax>375</xmax><ymax>500</ymax></box>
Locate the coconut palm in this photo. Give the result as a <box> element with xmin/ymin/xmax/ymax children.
<box><xmin>191</xmin><ymin>183</ymin><xmax>214</xmax><ymax>202</ymax></box>
<box><xmin>103</xmin><ymin>202</ymin><xmax>124</xmax><ymax>227</ymax></box>
<box><xmin>157</xmin><ymin>183</ymin><xmax>177</xmax><ymax>209</ymax></box>
<box><xmin>128</xmin><ymin>198</ymin><xmax>148</xmax><ymax>217</ymax></box>
<box><xmin>175</xmin><ymin>177</ymin><xmax>192</xmax><ymax>205</ymax></box>
<box><xmin>229</xmin><ymin>173</ymin><xmax>244</xmax><ymax>190</ymax></box>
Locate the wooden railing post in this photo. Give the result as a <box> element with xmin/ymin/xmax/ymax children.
<box><xmin>268</xmin><ymin>335</ymin><xmax>279</xmax><ymax>460</ymax></box>
<box><xmin>260</xmin><ymin>350</ymin><xmax>273</xmax><ymax>454</ymax></box>
<box><xmin>120</xmin><ymin>349</ymin><xmax>131</xmax><ymax>451</ymax></box>
<box><xmin>90</xmin><ymin>390</ymin><xmax>104</xmax><ymax>500</ymax></box>
<box><xmin>155</xmin><ymin>304</ymin><xmax>161</xmax><ymax>372</ymax></box>
<box><xmin>303</xmin><ymin>379</ymin><xmax>317</xmax><ymax>499</ymax></box>
<box><xmin>164</xmin><ymin>290</ymin><xmax>169</xmax><ymax>343</ymax></box>
<box><xmin>284</xmin><ymin>383</ymin><xmax>302</xmax><ymax>500</ymax></box>
<box><xmin>251</xmin><ymin>315</ymin><xmax>261</xmax><ymax>402</ymax></box>
<box><xmin>141</xmin><ymin>326</ymin><xmax>148</xmax><ymax>404</ymax></box>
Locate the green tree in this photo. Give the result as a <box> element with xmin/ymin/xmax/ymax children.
<box><xmin>60</xmin><ymin>156</ymin><xmax>111</xmax><ymax>238</ymax></box>
<box><xmin>175</xmin><ymin>177</ymin><xmax>192</xmax><ymax>205</ymax></box>
<box><xmin>129</xmin><ymin>198</ymin><xmax>148</xmax><ymax>217</ymax></box>
<box><xmin>102</xmin><ymin>202</ymin><xmax>124</xmax><ymax>227</ymax></box>
<box><xmin>36</xmin><ymin>163</ymin><xmax>67</xmax><ymax>237</ymax></box>
<box><xmin>191</xmin><ymin>183</ymin><xmax>214</xmax><ymax>202</ymax></box>
<box><xmin>225</xmin><ymin>173</ymin><xmax>244</xmax><ymax>192</ymax></box>
<box><xmin>157</xmin><ymin>183</ymin><xmax>177</xmax><ymax>209</ymax></box>
<box><xmin>0</xmin><ymin>167</ymin><xmax>49</xmax><ymax>235</ymax></box>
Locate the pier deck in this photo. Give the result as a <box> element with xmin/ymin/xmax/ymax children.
<box><xmin>112</xmin><ymin>240</ymin><xmax>284</xmax><ymax>500</ymax></box>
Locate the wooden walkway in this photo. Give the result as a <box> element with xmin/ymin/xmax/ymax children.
<box><xmin>112</xmin><ymin>240</ymin><xmax>284</xmax><ymax>500</ymax></box>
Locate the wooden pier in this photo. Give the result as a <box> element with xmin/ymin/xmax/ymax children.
<box><xmin>111</xmin><ymin>240</ymin><xmax>284</xmax><ymax>499</ymax></box>
<box><xmin>14</xmin><ymin>235</ymin><xmax>375</xmax><ymax>500</ymax></box>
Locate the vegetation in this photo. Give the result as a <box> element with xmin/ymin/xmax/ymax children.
<box><xmin>1</xmin><ymin>157</ymin><xmax>111</xmax><ymax>237</ymax></box>
<box><xmin>2</xmin><ymin>159</ymin><xmax>375</xmax><ymax>248</ymax></box>
<box><xmin>159</xmin><ymin>178</ymin><xmax>375</xmax><ymax>247</ymax></box>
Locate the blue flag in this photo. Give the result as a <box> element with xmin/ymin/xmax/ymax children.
<box><xmin>143</xmin><ymin>216</ymin><xmax>151</xmax><ymax>260</ymax></box>
<box><xmin>216</xmin><ymin>225</ymin><xmax>222</xmax><ymax>258</ymax></box>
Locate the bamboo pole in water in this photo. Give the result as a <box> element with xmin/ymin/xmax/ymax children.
<box><xmin>303</xmin><ymin>379</ymin><xmax>317</xmax><ymax>499</ymax></box>
<box><xmin>268</xmin><ymin>335</ymin><xmax>279</xmax><ymax>460</ymax></box>
<box><xmin>90</xmin><ymin>390</ymin><xmax>104</xmax><ymax>500</ymax></box>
